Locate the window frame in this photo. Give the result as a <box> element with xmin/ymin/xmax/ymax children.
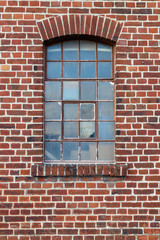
<box><xmin>43</xmin><ymin>39</ymin><xmax>116</xmax><ymax>163</ymax></box>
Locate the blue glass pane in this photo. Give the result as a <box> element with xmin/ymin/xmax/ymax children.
<box><xmin>98</xmin><ymin>122</ymin><xmax>114</xmax><ymax>140</ymax></box>
<box><xmin>80</xmin><ymin>62</ymin><xmax>96</xmax><ymax>79</ymax></box>
<box><xmin>47</xmin><ymin>62</ymin><xmax>61</xmax><ymax>79</ymax></box>
<box><xmin>98</xmin><ymin>142</ymin><xmax>114</xmax><ymax>161</ymax></box>
<box><xmin>63</xmin><ymin>62</ymin><xmax>78</xmax><ymax>78</ymax></box>
<box><xmin>98</xmin><ymin>62</ymin><xmax>112</xmax><ymax>78</ymax></box>
<box><xmin>80</xmin><ymin>142</ymin><xmax>96</xmax><ymax>161</ymax></box>
<box><xmin>80</xmin><ymin>41</ymin><xmax>96</xmax><ymax>60</ymax></box>
<box><xmin>45</xmin><ymin>122</ymin><xmax>61</xmax><ymax>140</ymax></box>
<box><xmin>64</xmin><ymin>122</ymin><xmax>78</xmax><ymax>139</ymax></box>
<box><xmin>80</xmin><ymin>103</ymin><xmax>95</xmax><ymax>120</ymax></box>
<box><xmin>81</xmin><ymin>81</ymin><xmax>96</xmax><ymax>100</ymax></box>
<box><xmin>45</xmin><ymin>142</ymin><xmax>61</xmax><ymax>161</ymax></box>
<box><xmin>45</xmin><ymin>102</ymin><xmax>61</xmax><ymax>120</ymax></box>
<box><xmin>80</xmin><ymin>122</ymin><xmax>95</xmax><ymax>139</ymax></box>
<box><xmin>98</xmin><ymin>102</ymin><xmax>114</xmax><ymax>120</ymax></box>
<box><xmin>47</xmin><ymin>43</ymin><xmax>61</xmax><ymax>60</ymax></box>
<box><xmin>63</xmin><ymin>81</ymin><xmax>79</xmax><ymax>100</ymax></box>
<box><xmin>45</xmin><ymin>81</ymin><xmax>61</xmax><ymax>100</ymax></box>
<box><xmin>63</xmin><ymin>142</ymin><xmax>78</xmax><ymax>160</ymax></box>
<box><xmin>97</xmin><ymin>44</ymin><xmax>112</xmax><ymax>60</ymax></box>
<box><xmin>63</xmin><ymin>41</ymin><xmax>78</xmax><ymax>60</ymax></box>
<box><xmin>64</xmin><ymin>104</ymin><xmax>78</xmax><ymax>120</ymax></box>
<box><xmin>98</xmin><ymin>81</ymin><xmax>114</xmax><ymax>100</ymax></box>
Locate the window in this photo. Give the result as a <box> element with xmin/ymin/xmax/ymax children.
<box><xmin>44</xmin><ymin>40</ymin><xmax>114</xmax><ymax>163</ymax></box>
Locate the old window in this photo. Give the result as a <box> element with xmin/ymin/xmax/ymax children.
<box><xmin>44</xmin><ymin>40</ymin><xmax>114</xmax><ymax>163</ymax></box>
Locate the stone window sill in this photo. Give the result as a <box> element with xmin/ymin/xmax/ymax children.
<box><xmin>31</xmin><ymin>164</ymin><xmax>127</xmax><ymax>177</ymax></box>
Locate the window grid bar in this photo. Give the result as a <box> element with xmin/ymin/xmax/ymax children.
<box><xmin>61</xmin><ymin>43</ymin><xmax>63</xmax><ymax>162</ymax></box>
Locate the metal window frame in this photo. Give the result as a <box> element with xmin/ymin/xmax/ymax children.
<box><xmin>43</xmin><ymin>40</ymin><xmax>115</xmax><ymax>163</ymax></box>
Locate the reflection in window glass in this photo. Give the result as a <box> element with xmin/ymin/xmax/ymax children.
<box><xmin>63</xmin><ymin>62</ymin><xmax>78</xmax><ymax>78</ymax></box>
<box><xmin>81</xmin><ymin>81</ymin><xmax>96</xmax><ymax>101</ymax></box>
<box><xmin>98</xmin><ymin>122</ymin><xmax>114</xmax><ymax>140</ymax></box>
<box><xmin>80</xmin><ymin>103</ymin><xmax>95</xmax><ymax>120</ymax></box>
<box><xmin>97</xmin><ymin>44</ymin><xmax>112</xmax><ymax>60</ymax></box>
<box><xmin>63</xmin><ymin>41</ymin><xmax>78</xmax><ymax>60</ymax></box>
<box><xmin>81</xmin><ymin>62</ymin><xmax>96</xmax><ymax>78</ymax></box>
<box><xmin>47</xmin><ymin>62</ymin><xmax>61</xmax><ymax>79</ymax></box>
<box><xmin>80</xmin><ymin>41</ymin><xmax>96</xmax><ymax>60</ymax></box>
<box><xmin>81</xmin><ymin>142</ymin><xmax>96</xmax><ymax>161</ymax></box>
<box><xmin>63</xmin><ymin>81</ymin><xmax>79</xmax><ymax>100</ymax></box>
<box><xmin>80</xmin><ymin>122</ymin><xmax>95</xmax><ymax>139</ymax></box>
<box><xmin>63</xmin><ymin>142</ymin><xmax>78</xmax><ymax>160</ymax></box>
<box><xmin>98</xmin><ymin>142</ymin><xmax>114</xmax><ymax>161</ymax></box>
<box><xmin>64</xmin><ymin>122</ymin><xmax>78</xmax><ymax>139</ymax></box>
<box><xmin>98</xmin><ymin>62</ymin><xmax>112</xmax><ymax>78</ymax></box>
<box><xmin>45</xmin><ymin>81</ymin><xmax>61</xmax><ymax>100</ymax></box>
<box><xmin>64</xmin><ymin>104</ymin><xmax>78</xmax><ymax>120</ymax></box>
<box><xmin>98</xmin><ymin>102</ymin><xmax>114</xmax><ymax>120</ymax></box>
<box><xmin>45</xmin><ymin>122</ymin><xmax>61</xmax><ymax>140</ymax></box>
<box><xmin>98</xmin><ymin>81</ymin><xmax>114</xmax><ymax>100</ymax></box>
<box><xmin>47</xmin><ymin>43</ymin><xmax>61</xmax><ymax>60</ymax></box>
<box><xmin>45</xmin><ymin>142</ymin><xmax>61</xmax><ymax>161</ymax></box>
<box><xmin>45</xmin><ymin>102</ymin><xmax>61</xmax><ymax>120</ymax></box>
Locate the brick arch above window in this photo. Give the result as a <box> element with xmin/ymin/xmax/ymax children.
<box><xmin>37</xmin><ymin>15</ymin><xmax>123</xmax><ymax>43</ymax></box>
<box><xmin>32</xmin><ymin>15</ymin><xmax>127</xmax><ymax>178</ymax></box>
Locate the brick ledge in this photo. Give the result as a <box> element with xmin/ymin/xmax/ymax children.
<box><xmin>31</xmin><ymin>164</ymin><xmax>127</xmax><ymax>177</ymax></box>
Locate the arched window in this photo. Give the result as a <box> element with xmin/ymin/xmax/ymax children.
<box><xmin>44</xmin><ymin>40</ymin><xmax>114</xmax><ymax>162</ymax></box>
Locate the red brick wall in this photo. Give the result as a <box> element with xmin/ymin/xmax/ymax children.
<box><xmin>1</xmin><ymin>1</ymin><xmax>160</xmax><ymax>239</ymax></box>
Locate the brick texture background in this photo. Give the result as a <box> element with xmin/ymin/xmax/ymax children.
<box><xmin>1</xmin><ymin>0</ymin><xmax>160</xmax><ymax>239</ymax></box>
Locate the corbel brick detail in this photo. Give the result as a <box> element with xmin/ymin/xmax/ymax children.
<box><xmin>31</xmin><ymin>164</ymin><xmax>127</xmax><ymax>177</ymax></box>
<box><xmin>37</xmin><ymin>14</ymin><xmax>123</xmax><ymax>42</ymax></box>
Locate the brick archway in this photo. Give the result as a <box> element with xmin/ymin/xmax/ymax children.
<box><xmin>37</xmin><ymin>15</ymin><xmax>123</xmax><ymax>43</ymax></box>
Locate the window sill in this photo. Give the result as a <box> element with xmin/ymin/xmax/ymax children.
<box><xmin>31</xmin><ymin>164</ymin><xmax>127</xmax><ymax>177</ymax></box>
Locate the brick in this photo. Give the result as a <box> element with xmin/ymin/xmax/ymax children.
<box><xmin>37</xmin><ymin>21</ymin><xmax>47</xmax><ymax>41</ymax></box>
<box><xmin>55</xmin><ymin>16</ymin><xmax>64</xmax><ymax>36</ymax></box>
<box><xmin>43</xmin><ymin>19</ymin><xmax>53</xmax><ymax>40</ymax></box>
<box><xmin>101</xmin><ymin>18</ymin><xmax>110</xmax><ymax>38</ymax></box>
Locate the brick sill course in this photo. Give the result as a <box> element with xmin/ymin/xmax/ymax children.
<box><xmin>31</xmin><ymin>164</ymin><xmax>127</xmax><ymax>177</ymax></box>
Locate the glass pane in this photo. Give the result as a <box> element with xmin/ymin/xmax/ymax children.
<box><xmin>98</xmin><ymin>62</ymin><xmax>112</xmax><ymax>78</ymax></box>
<box><xmin>45</xmin><ymin>122</ymin><xmax>61</xmax><ymax>140</ymax></box>
<box><xmin>97</xmin><ymin>44</ymin><xmax>112</xmax><ymax>60</ymax></box>
<box><xmin>80</xmin><ymin>122</ymin><xmax>95</xmax><ymax>139</ymax></box>
<box><xmin>98</xmin><ymin>102</ymin><xmax>114</xmax><ymax>120</ymax></box>
<box><xmin>45</xmin><ymin>81</ymin><xmax>61</xmax><ymax>100</ymax></box>
<box><xmin>98</xmin><ymin>81</ymin><xmax>114</xmax><ymax>100</ymax></box>
<box><xmin>45</xmin><ymin>102</ymin><xmax>61</xmax><ymax>120</ymax></box>
<box><xmin>63</xmin><ymin>41</ymin><xmax>78</xmax><ymax>60</ymax></box>
<box><xmin>45</xmin><ymin>142</ymin><xmax>61</xmax><ymax>161</ymax></box>
<box><xmin>63</xmin><ymin>142</ymin><xmax>78</xmax><ymax>161</ymax></box>
<box><xmin>80</xmin><ymin>41</ymin><xmax>96</xmax><ymax>60</ymax></box>
<box><xmin>81</xmin><ymin>81</ymin><xmax>96</xmax><ymax>100</ymax></box>
<box><xmin>98</xmin><ymin>142</ymin><xmax>114</xmax><ymax>161</ymax></box>
<box><xmin>80</xmin><ymin>62</ymin><xmax>96</xmax><ymax>78</ymax></box>
<box><xmin>63</xmin><ymin>81</ymin><xmax>79</xmax><ymax>100</ymax></box>
<box><xmin>64</xmin><ymin>122</ymin><xmax>78</xmax><ymax>138</ymax></box>
<box><xmin>47</xmin><ymin>62</ymin><xmax>61</xmax><ymax>79</ymax></box>
<box><xmin>47</xmin><ymin>43</ymin><xmax>61</xmax><ymax>60</ymax></box>
<box><xmin>64</xmin><ymin>104</ymin><xmax>78</xmax><ymax>120</ymax></box>
<box><xmin>80</xmin><ymin>103</ymin><xmax>95</xmax><ymax>120</ymax></box>
<box><xmin>98</xmin><ymin>122</ymin><xmax>114</xmax><ymax>140</ymax></box>
<box><xmin>80</xmin><ymin>142</ymin><xmax>96</xmax><ymax>161</ymax></box>
<box><xmin>63</xmin><ymin>62</ymin><xmax>78</xmax><ymax>78</ymax></box>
